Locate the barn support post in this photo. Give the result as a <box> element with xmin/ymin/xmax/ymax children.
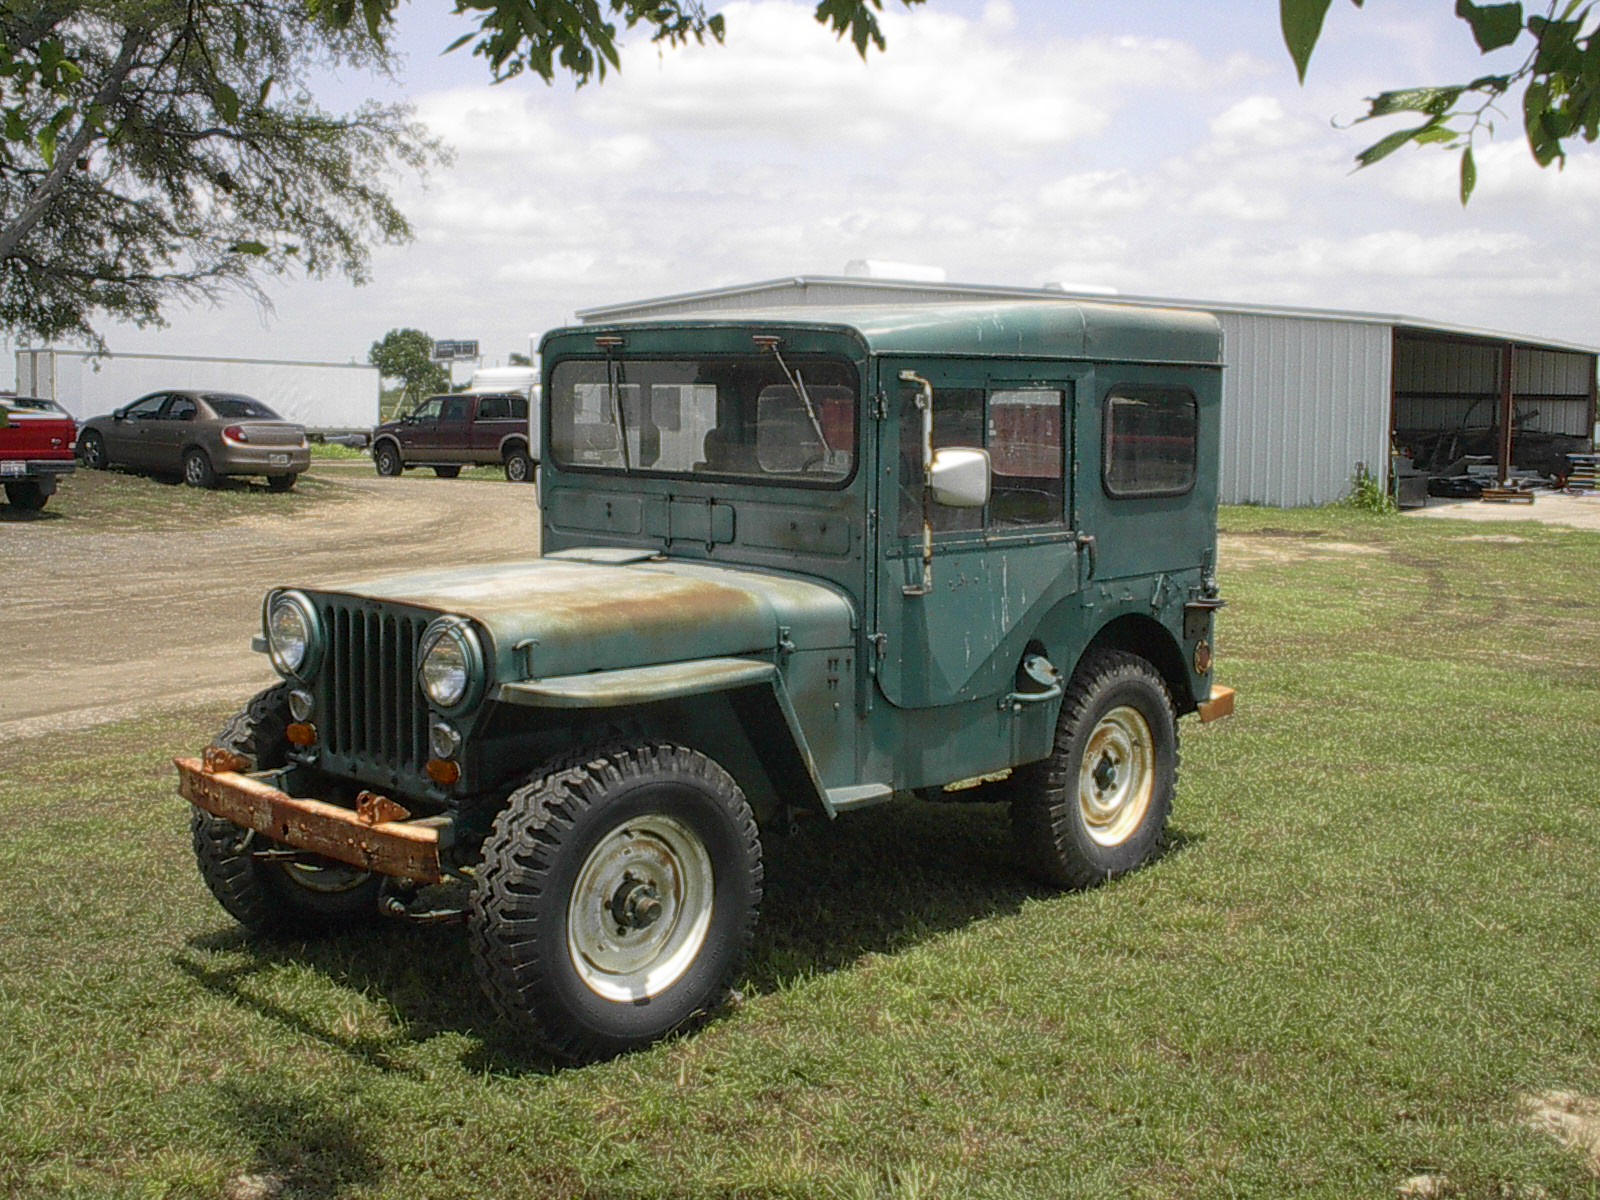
<box><xmin>1498</xmin><ymin>341</ymin><xmax>1516</xmax><ymax>484</ymax></box>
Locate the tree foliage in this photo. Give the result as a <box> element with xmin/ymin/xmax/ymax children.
<box><xmin>368</xmin><ymin>327</ymin><xmax>449</xmax><ymax>410</ymax></box>
<box><xmin>321</xmin><ymin>0</ymin><xmax>925</xmax><ymax>86</ymax></box>
<box><xmin>0</xmin><ymin>0</ymin><xmax>444</xmax><ymax>346</ymax></box>
<box><xmin>1282</xmin><ymin>0</ymin><xmax>1600</xmax><ymax>202</ymax></box>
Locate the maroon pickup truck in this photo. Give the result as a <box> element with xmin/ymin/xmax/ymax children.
<box><xmin>370</xmin><ymin>391</ymin><xmax>535</xmax><ymax>483</ymax></box>
<box><xmin>1</xmin><ymin>395</ymin><xmax>76</xmax><ymax>511</ymax></box>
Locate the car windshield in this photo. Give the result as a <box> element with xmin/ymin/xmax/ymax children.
<box><xmin>549</xmin><ymin>356</ymin><xmax>857</xmax><ymax>485</ymax></box>
<box><xmin>204</xmin><ymin>395</ymin><xmax>279</xmax><ymax>419</ymax></box>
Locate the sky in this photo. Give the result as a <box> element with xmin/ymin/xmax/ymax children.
<box><xmin>25</xmin><ymin>0</ymin><xmax>1600</xmax><ymax>370</ymax></box>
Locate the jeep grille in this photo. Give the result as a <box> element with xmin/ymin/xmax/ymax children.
<box><xmin>317</xmin><ymin>602</ymin><xmax>429</xmax><ymax>772</ymax></box>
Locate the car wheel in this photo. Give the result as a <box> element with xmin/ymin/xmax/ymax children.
<box><xmin>471</xmin><ymin>743</ymin><xmax>762</xmax><ymax>1063</ymax></box>
<box><xmin>79</xmin><ymin>431</ymin><xmax>108</xmax><ymax>470</ymax></box>
<box><xmin>504</xmin><ymin>448</ymin><xmax>534</xmax><ymax>484</ymax></box>
<box><xmin>432</xmin><ymin>465</ymin><xmax>462</xmax><ymax>478</ymax></box>
<box><xmin>266</xmin><ymin>473</ymin><xmax>297</xmax><ymax>492</ymax></box>
<box><xmin>4</xmin><ymin>481</ymin><xmax>48</xmax><ymax>511</ymax></box>
<box><xmin>1010</xmin><ymin>650</ymin><xmax>1177</xmax><ymax>889</ymax></box>
<box><xmin>190</xmin><ymin>683</ymin><xmax>380</xmax><ymax>935</ymax></box>
<box><xmin>373</xmin><ymin>441</ymin><xmax>402</xmax><ymax>477</ymax></box>
<box><xmin>182</xmin><ymin>447</ymin><xmax>217</xmax><ymax>488</ymax></box>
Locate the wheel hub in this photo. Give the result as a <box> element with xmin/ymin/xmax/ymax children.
<box><xmin>567</xmin><ymin>813</ymin><xmax>714</xmax><ymax>1002</ymax></box>
<box><xmin>1077</xmin><ymin>705</ymin><xmax>1156</xmax><ymax>848</ymax></box>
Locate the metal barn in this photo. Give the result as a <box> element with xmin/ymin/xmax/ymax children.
<box><xmin>577</xmin><ymin>276</ymin><xmax>1599</xmax><ymax>507</ymax></box>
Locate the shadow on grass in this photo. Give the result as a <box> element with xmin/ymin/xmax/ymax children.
<box><xmin>0</xmin><ymin>503</ymin><xmax>62</xmax><ymax>522</ymax></box>
<box><xmin>178</xmin><ymin>798</ymin><xmax>1202</xmax><ymax>1075</ymax></box>
<box><xmin>209</xmin><ymin>1079</ymin><xmax>385</xmax><ymax>1200</ymax></box>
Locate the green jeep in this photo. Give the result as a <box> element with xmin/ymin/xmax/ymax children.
<box><xmin>178</xmin><ymin>300</ymin><xmax>1234</xmax><ymax>1061</ymax></box>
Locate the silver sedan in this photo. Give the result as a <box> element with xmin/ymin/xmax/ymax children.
<box><xmin>78</xmin><ymin>390</ymin><xmax>310</xmax><ymax>490</ymax></box>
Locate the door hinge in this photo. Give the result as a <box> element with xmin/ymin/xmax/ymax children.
<box><xmin>869</xmin><ymin>632</ymin><xmax>888</xmax><ymax>659</ymax></box>
<box><xmin>872</xmin><ymin>390</ymin><xmax>888</xmax><ymax>420</ymax></box>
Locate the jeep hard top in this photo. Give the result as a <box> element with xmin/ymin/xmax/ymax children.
<box><xmin>178</xmin><ymin>300</ymin><xmax>1233</xmax><ymax>1061</ymax></box>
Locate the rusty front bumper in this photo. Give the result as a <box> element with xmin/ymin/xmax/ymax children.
<box><xmin>175</xmin><ymin>756</ymin><xmax>445</xmax><ymax>883</ymax></box>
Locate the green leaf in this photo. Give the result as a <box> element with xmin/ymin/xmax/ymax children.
<box><xmin>1354</xmin><ymin>123</ymin><xmax>1427</xmax><ymax>168</ymax></box>
<box><xmin>1366</xmin><ymin>86</ymin><xmax>1463</xmax><ymax>117</ymax></box>
<box><xmin>1459</xmin><ymin>145</ymin><xmax>1477</xmax><ymax>203</ymax></box>
<box><xmin>228</xmin><ymin>240</ymin><xmax>270</xmax><ymax>255</ymax></box>
<box><xmin>1282</xmin><ymin>0</ymin><xmax>1334</xmax><ymax>82</ymax></box>
<box><xmin>213</xmin><ymin>82</ymin><xmax>239</xmax><ymax>123</ymax></box>
<box><xmin>1455</xmin><ymin>0</ymin><xmax>1524</xmax><ymax>52</ymax></box>
<box><xmin>37</xmin><ymin>125</ymin><xmax>56</xmax><ymax>167</ymax></box>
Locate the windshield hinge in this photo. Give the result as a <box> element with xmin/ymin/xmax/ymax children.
<box><xmin>872</xmin><ymin>390</ymin><xmax>888</xmax><ymax>420</ymax></box>
<box><xmin>869</xmin><ymin>632</ymin><xmax>888</xmax><ymax>659</ymax></box>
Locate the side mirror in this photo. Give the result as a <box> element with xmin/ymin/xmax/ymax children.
<box><xmin>931</xmin><ymin>447</ymin><xmax>990</xmax><ymax>508</ymax></box>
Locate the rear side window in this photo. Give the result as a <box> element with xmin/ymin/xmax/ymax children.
<box><xmin>1103</xmin><ymin>386</ymin><xmax>1197</xmax><ymax>498</ymax></box>
<box><xmin>204</xmin><ymin>395</ymin><xmax>278</xmax><ymax>419</ymax></box>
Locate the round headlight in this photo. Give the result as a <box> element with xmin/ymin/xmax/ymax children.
<box><xmin>418</xmin><ymin>618</ymin><xmax>483</xmax><ymax>710</ymax></box>
<box><xmin>266</xmin><ymin>591</ymin><xmax>320</xmax><ymax>678</ymax></box>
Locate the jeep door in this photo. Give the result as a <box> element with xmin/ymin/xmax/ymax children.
<box><xmin>873</xmin><ymin>359</ymin><xmax>1084</xmax><ymax>709</ymax></box>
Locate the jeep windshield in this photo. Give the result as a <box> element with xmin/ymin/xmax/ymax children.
<box><xmin>549</xmin><ymin>356</ymin><xmax>857</xmax><ymax>485</ymax></box>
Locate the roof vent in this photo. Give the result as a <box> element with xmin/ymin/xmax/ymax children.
<box><xmin>844</xmin><ymin>259</ymin><xmax>948</xmax><ymax>283</ymax></box>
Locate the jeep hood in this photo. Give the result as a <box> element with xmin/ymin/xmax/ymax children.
<box><xmin>312</xmin><ymin>550</ymin><xmax>855</xmax><ymax>679</ymax></box>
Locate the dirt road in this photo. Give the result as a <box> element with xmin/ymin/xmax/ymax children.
<box><xmin>2</xmin><ymin>472</ymin><xmax>539</xmax><ymax>742</ymax></box>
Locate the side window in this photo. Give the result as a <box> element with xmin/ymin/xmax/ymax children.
<box><xmin>898</xmin><ymin>385</ymin><xmax>1065</xmax><ymax>535</ymax></box>
<box><xmin>989</xmin><ymin>389</ymin><xmax>1064</xmax><ymax>527</ymax></box>
<box><xmin>477</xmin><ymin>395</ymin><xmax>507</xmax><ymax>420</ymax></box>
<box><xmin>441</xmin><ymin>397</ymin><xmax>473</xmax><ymax>422</ymax></box>
<box><xmin>412</xmin><ymin>397</ymin><xmax>443</xmax><ymax>421</ymax></box>
<box><xmin>898</xmin><ymin>386</ymin><xmax>984</xmax><ymax>535</ymax></box>
<box><xmin>126</xmin><ymin>394</ymin><xmax>167</xmax><ymax>420</ymax></box>
<box><xmin>163</xmin><ymin>396</ymin><xmax>198</xmax><ymax>422</ymax></box>
<box><xmin>1103</xmin><ymin>386</ymin><xmax>1197</xmax><ymax>498</ymax></box>
<box><xmin>508</xmin><ymin>396</ymin><xmax>529</xmax><ymax>420</ymax></box>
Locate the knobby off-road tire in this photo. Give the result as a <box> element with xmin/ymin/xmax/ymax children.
<box><xmin>470</xmin><ymin>743</ymin><xmax>763</xmax><ymax>1063</ymax></box>
<box><xmin>372</xmin><ymin>440</ymin><xmax>402</xmax><ymax>477</ymax></box>
<box><xmin>1010</xmin><ymin>650</ymin><xmax>1177</xmax><ymax>889</ymax></box>
<box><xmin>191</xmin><ymin>683</ymin><xmax>380</xmax><ymax>935</ymax></box>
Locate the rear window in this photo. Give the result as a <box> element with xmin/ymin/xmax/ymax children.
<box><xmin>1103</xmin><ymin>386</ymin><xmax>1197</xmax><ymax>498</ymax></box>
<box><xmin>204</xmin><ymin>395</ymin><xmax>279</xmax><ymax>419</ymax></box>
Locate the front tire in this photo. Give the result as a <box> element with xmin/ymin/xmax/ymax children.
<box><xmin>182</xmin><ymin>447</ymin><xmax>217</xmax><ymax>488</ymax></box>
<box><xmin>470</xmin><ymin>743</ymin><xmax>762</xmax><ymax>1062</ymax></box>
<box><xmin>191</xmin><ymin>684</ymin><xmax>380</xmax><ymax>934</ymax></box>
<box><xmin>4</xmin><ymin>481</ymin><xmax>48</xmax><ymax>511</ymax></box>
<box><xmin>1010</xmin><ymin>651</ymin><xmax>1177</xmax><ymax>888</ymax></box>
<box><xmin>372</xmin><ymin>441</ymin><xmax>402</xmax><ymax>477</ymax></box>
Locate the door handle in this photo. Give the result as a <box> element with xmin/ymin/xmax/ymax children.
<box><xmin>1075</xmin><ymin>532</ymin><xmax>1097</xmax><ymax>579</ymax></box>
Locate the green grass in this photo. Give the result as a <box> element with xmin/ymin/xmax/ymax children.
<box><xmin>3</xmin><ymin>508</ymin><xmax>1599</xmax><ymax>1198</ymax></box>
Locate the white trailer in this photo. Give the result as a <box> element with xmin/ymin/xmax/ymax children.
<box><xmin>13</xmin><ymin>348</ymin><xmax>379</xmax><ymax>433</ymax></box>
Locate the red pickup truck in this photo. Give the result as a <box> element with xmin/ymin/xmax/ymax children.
<box><xmin>369</xmin><ymin>391</ymin><xmax>536</xmax><ymax>483</ymax></box>
<box><xmin>0</xmin><ymin>395</ymin><xmax>76</xmax><ymax>511</ymax></box>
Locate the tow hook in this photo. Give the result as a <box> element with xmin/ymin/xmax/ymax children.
<box><xmin>378</xmin><ymin>879</ymin><xmax>467</xmax><ymax>925</ymax></box>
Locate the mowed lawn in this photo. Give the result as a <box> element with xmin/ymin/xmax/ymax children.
<box><xmin>2</xmin><ymin>506</ymin><xmax>1598</xmax><ymax>1199</ymax></box>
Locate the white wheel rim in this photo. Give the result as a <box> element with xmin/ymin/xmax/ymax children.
<box><xmin>1077</xmin><ymin>705</ymin><xmax>1155</xmax><ymax>847</ymax></box>
<box><xmin>566</xmin><ymin>813</ymin><xmax>714</xmax><ymax>1002</ymax></box>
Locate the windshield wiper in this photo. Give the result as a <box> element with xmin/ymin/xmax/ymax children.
<box><xmin>756</xmin><ymin>339</ymin><xmax>829</xmax><ymax>457</ymax></box>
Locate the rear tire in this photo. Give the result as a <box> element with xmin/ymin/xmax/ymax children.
<box><xmin>373</xmin><ymin>441</ymin><xmax>402</xmax><ymax>477</ymax></box>
<box><xmin>4</xmin><ymin>481</ymin><xmax>47</xmax><ymax>511</ymax></box>
<box><xmin>1010</xmin><ymin>651</ymin><xmax>1177</xmax><ymax>889</ymax></box>
<box><xmin>470</xmin><ymin>743</ymin><xmax>762</xmax><ymax>1062</ymax></box>
<box><xmin>266</xmin><ymin>473</ymin><xmax>297</xmax><ymax>492</ymax></box>
<box><xmin>432</xmin><ymin>465</ymin><xmax>461</xmax><ymax>478</ymax></box>
<box><xmin>182</xmin><ymin>447</ymin><xmax>217</xmax><ymax>488</ymax></box>
<box><xmin>190</xmin><ymin>684</ymin><xmax>380</xmax><ymax>934</ymax></box>
<box><xmin>504</xmin><ymin>448</ymin><xmax>534</xmax><ymax>484</ymax></box>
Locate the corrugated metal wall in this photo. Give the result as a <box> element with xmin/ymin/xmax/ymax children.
<box><xmin>1393</xmin><ymin>338</ymin><xmax>1594</xmax><ymax>438</ymax></box>
<box><xmin>1216</xmin><ymin>313</ymin><xmax>1392</xmax><ymax>507</ymax></box>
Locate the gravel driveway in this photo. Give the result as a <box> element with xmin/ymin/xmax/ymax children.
<box><xmin>2</xmin><ymin>472</ymin><xmax>539</xmax><ymax>742</ymax></box>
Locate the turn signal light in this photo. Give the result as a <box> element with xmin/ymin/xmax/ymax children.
<box><xmin>426</xmin><ymin>758</ymin><xmax>461</xmax><ymax>785</ymax></box>
<box><xmin>286</xmin><ymin>722</ymin><xmax>318</xmax><ymax>747</ymax></box>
